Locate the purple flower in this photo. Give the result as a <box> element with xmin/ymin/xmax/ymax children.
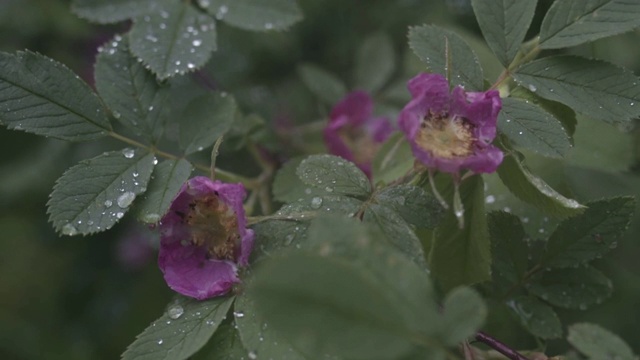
<box><xmin>399</xmin><ymin>73</ymin><xmax>503</xmax><ymax>174</ymax></box>
<box><xmin>116</xmin><ymin>224</ymin><xmax>156</xmax><ymax>272</ymax></box>
<box><xmin>324</xmin><ymin>91</ymin><xmax>394</xmax><ymax>176</ymax></box>
<box><xmin>158</xmin><ymin>176</ymin><xmax>254</xmax><ymax>300</ymax></box>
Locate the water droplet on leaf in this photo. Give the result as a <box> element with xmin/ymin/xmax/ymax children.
<box><xmin>167</xmin><ymin>305</ymin><xmax>184</xmax><ymax>319</ymax></box>
<box><xmin>117</xmin><ymin>192</ymin><xmax>136</xmax><ymax>208</ymax></box>
<box><xmin>62</xmin><ymin>223</ymin><xmax>78</xmax><ymax>236</ymax></box>
<box><xmin>122</xmin><ymin>148</ymin><xmax>135</xmax><ymax>158</ymax></box>
<box><xmin>310</xmin><ymin>197</ymin><xmax>323</xmax><ymax>209</ymax></box>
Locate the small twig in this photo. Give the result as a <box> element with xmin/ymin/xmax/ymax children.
<box><xmin>475</xmin><ymin>332</ymin><xmax>529</xmax><ymax>360</ymax></box>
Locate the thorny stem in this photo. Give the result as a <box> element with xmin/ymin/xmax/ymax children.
<box><xmin>474</xmin><ymin>332</ymin><xmax>529</xmax><ymax>360</ymax></box>
<box><xmin>108</xmin><ymin>131</ymin><xmax>257</xmax><ymax>188</ymax></box>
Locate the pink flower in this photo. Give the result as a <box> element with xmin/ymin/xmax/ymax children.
<box><xmin>158</xmin><ymin>177</ymin><xmax>254</xmax><ymax>300</ymax></box>
<box><xmin>399</xmin><ymin>73</ymin><xmax>503</xmax><ymax>174</ymax></box>
<box><xmin>324</xmin><ymin>91</ymin><xmax>394</xmax><ymax>177</ymax></box>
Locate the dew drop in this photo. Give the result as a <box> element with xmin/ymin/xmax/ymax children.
<box><xmin>133</xmin><ymin>172</ymin><xmax>139</xmax><ymax>178</ymax></box>
<box><xmin>216</xmin><ymin>5</ymin><xmax>228</xmax><ymax>19</ymax></box>
<box><xmin>62</xmin><ymin>223</ymin><xmax>78</xmax><ymax>236</ymax></box>
<box><xmin>153</xmin><ymin>158</ymin><xmax>159</xmax><ymax>165</ymax></box>
<box><xmin>265</xmin><ymin>22</ymin><xmax>274</xmax><ymax>30</ymax></box>
<box><xmin>304</xmin><ymin>188</ymin><xmax>312</xmax><ymax>195</ymax></box>
<box><xmin>187</xmin><ymin>63</ymin><xmax>195</xmax><ymax>69</ymax></box>
<box><xmin>528</xmin><ymin>84</ymin><xmax>537</xmax><ymax>92</ymax></box>
<box><xmin>112</xmin><ymin>111</ymin><xmax>121</xmax><ymax>119</ymax></box>
<box><xmin>117</xmin><ymin>192</ymin><xmax>136</xmax><ymax>208</ymax></box>
<box><xmin>116</xmin><ymin>212</ymin><xmax>125</xmax><ymax>219</ymax></box>
<box><xmin>122</xmin><ymin>148</ymin><xmax>135</xmax><ymax>158</ymax></box>
<box><xmin>157</xmin><ymin>339</ymin><xmax>164</xmax><ymax>345</ymax></box>
<box><xmin>167</xmin><ymin>305</ymin><xmax>184</xmax><ymax>319</ymax></box>
<box><xmin>485</xmin><ymin>195</ymin><xmax>496</xmax><ymax>204</ymax></box>
<box><xmin>192</xmin><ymin>39</ymin><xmax>202</xmax><ymax>47</ymax></box>
<box><xmin>248</xmin><ymin>351</ymin><xmax>258</xmax><ymax>359</ymax></box>
<box><xmin>205</xmin><ymin>320</ymin><xmax>215</xmax><ymax>326</ymax></box>
<box><xmin>104</xmin><ymin>200</ymin><xmax>113</xmax><ymax>208</ymax></box>
<box><xmin>310</xmin><ymin>197</ymin><xmax>323</xmax><ymax>209</ymax></box>
<box><xmin>234</xmin><ymin>311</ymin><xmax>245</xmax><ymax>318</ymax></box>
<box><xmin>324</xmin><ymin>186</ymin><xmax>334</xmax><ymax>193</ymax></box>
<box><xmin>143</xmin><ymin>213</ymin><xmax>161</xmax><ymax>223</ymax></box>
<box><xmin>284</xmin><ymin>234</ymin><xmax>294</xmax><ymax>245</ymax></box>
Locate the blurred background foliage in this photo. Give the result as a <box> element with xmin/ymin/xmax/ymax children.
<box><xmin>1</xmin><ymin>0</ymin><xmax>639</xmax><ymax>358</ymax></box>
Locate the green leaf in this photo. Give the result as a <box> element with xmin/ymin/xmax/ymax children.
<box><xmin>371</xmin><ymin>133</ymin><xmax>415</xmax><ymax>185</ymax></box>
<box><xmin>542</xmin><ymin>197</ymin><xmax>635</xmax><ymax>268</ymax></box>
<box><xmin>95</xmin><ymin>35</ymin><xmax>169</xmax><ymax>141</ymax></box>
<box><xmin>250</xmin><ymin>195</ymin><xmax>363</xmax><ymax>261</ymax></box>
<box><xmin>248</xmin><ymin>217</ymin><xmax>440</xmax><ymax>359</ymax></box>
<box><xmin>0</xmin><ymin>51</ymin><xmax>110</xmax><ymax>141</ymax></box>
<box><xmin>430</xmin><ymin>176</ymin><xmax>491</xmax><ymax>292</ymax></box>
<box><xmin>272</xmin><ymin>157</ymin><xmax>328</xmax><ymax>203</ymax></box>
<box><xmin>129</xmin><ymin>1</ymin><xmax>217</xmax><ymax>79</ymax></box>
<box><xmin>193</xmin><ymin>324</ymin><xmax>247</xmax><ymax>360</ymax></box>
<box><xmin>440</xmin><ymin>287</ymin><xmax>487</xmax><ymax>346</ymax></box>
<box><xmin>408</xmin><ymin>24</ymin><xmax>484</xmax><ymax>90</ymax></box>
<box><xmin>513</xmin><ymin>56</ymin><xmax>640</xmax><ymax>124</ymax></box>
<box><xmin>567</xmin><ymin>323</ymin><xmax>636</xmax><ymax>360</ymax></box>
<box><xmin>498</xmin><ymin>98</ymin><xmax>571</xmax><ymax>158</ymax></box>
<box><xmin>137</xmin><ymin>159</ymin><xmax>193</xmax><ymax>224</ymax></box>
<box><xmin>567</xmin><ymin>115</ymin><xmax>634</xmax><ymax>171</ymax></box>
<box><xmin>511</xmin><ymin>86</ymin><xmax>577</xmax><ymax>137</ymax></box>
<box><xmin>375</xmin><ymin>185</ymin><xmax>443</xmax><ymax>229</ymax></box>
<box><xmin>488</xmin><ymin>212</ymin><xmax>529</xmax><ymax>292</ymax></box>
<box><xmin>507</xmin><ymin>296</ymin><xmax>562</xmax><ymax>339</ymax></box>
<box><xmin>297</xmin><ymin>63</ymin><xmax>347</xmax><ymax>106</ymax></box>
<box><xmin>539</xmin><ymin>0</ymin><xmax>640</xmax><ymax>49</ymax></box>
<box><xmin>363</xmin><ymin>204</ymin><xmax>428</xmax><ymax>269</ymax></box>
<box><xmin>354</xmin><ymin>32</ymin><xmax>395</xmax><ymax>93</ymax></box>
<box><xmin>71</xmin><ymin>0</ymin><xmax>167</xmax><ymax>24</ymax></box>
<box><xmin>122</xmin><ymin>295</ymin><xmax>234</xmax><ymax>360</ymax></box>
<box><xmin>296</xmin><ymin>155</ymin><xmax>371</xmax><ymax>197</ymax></box>
<box><xmin>497</xmin><ymin>151</ymin><xmax>585</xmax><ymax>218</ymax></box>
<box><xmin>528</xmin><ymin>266</ymin><xmax>613</xmax><ymax>310</ymax></box>
<box><xmin>200</xmin><ymin>0</ymin><xmax>302</xmax><ymax>31</ymax></box>
<box><xmin>471</xmin><ymin>0</ymin><xmax>537</xmax><ymax>66</ymax></box>
<box><xmin>47</xmin><ymin>149</ymin><xmax>155</xmax><ymax>236</ymax></box>
<box><xmin>179</xmin><ymin>93</ymin><xmax>237</xmax><ymax>155</ymax></box>
<box><xmin>234</xmin><ymin>293</ymin><xmax>307</xmax><ymax>360</ymax></box>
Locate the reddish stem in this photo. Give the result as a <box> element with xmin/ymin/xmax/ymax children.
<box><xmin>474</xmin><ymin>331</ymin><xmax>529</xmax><ymax>360</ymax></box>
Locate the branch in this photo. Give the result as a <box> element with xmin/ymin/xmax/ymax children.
<box><xmin>474</xmin><ymin>331</ymin><xmax>529</xmax><ymax>360</ymax></box>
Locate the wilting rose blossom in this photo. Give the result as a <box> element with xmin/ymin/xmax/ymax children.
<box><xmin>158</xmin><ymin>177</ymin><xmax>254</xmax><ymax>300</ymax></box>
<box><xmin>399</xmin><ymin>73</ymin><xmax>503</xmax><ymax>174</ymax></box>
<box><xmin>324</xmin><ymin>91</ymin><xmax>394</xmax><ymax>176</ymax></box>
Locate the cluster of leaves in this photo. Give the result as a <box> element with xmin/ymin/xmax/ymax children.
<box><xmin>2</xmin><ymin>0</ymin><xmax>640</xmax><ymax>359</ymax></box>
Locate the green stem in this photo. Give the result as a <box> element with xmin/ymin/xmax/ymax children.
<box><xmin>107</xmin><ymin>131</ymin><xmax>257</xmax><ymax>188</ymax></box>
<box><xmin>489</xmin><ymin>36</ymin><xmax>541</xmax><ymax>91</ymax></box>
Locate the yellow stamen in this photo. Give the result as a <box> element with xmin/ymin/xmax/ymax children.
<box><xmin>186</xmin><ymin>194</ymin><xmax>240</xmax><ymax>260</ymax></box>
<box><xmin>415</xmin><ymin>112</ymin><xmax>475</xmax><ymax>159</ymax></box>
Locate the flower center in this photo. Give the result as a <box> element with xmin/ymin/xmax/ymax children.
<box><xmin>185</xmin><ymin>194</ymin><xmax>240</xmax><ymax>261</ymax></box>
<box><xmin>416</xmin><ymin>111</ymin><xmax>475</xmax><ymax>158</ymax></box>
<box><xmin>338</xmin><ymin>127</ymin><xmax>380</xmax><ymax>165</ymax></box>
